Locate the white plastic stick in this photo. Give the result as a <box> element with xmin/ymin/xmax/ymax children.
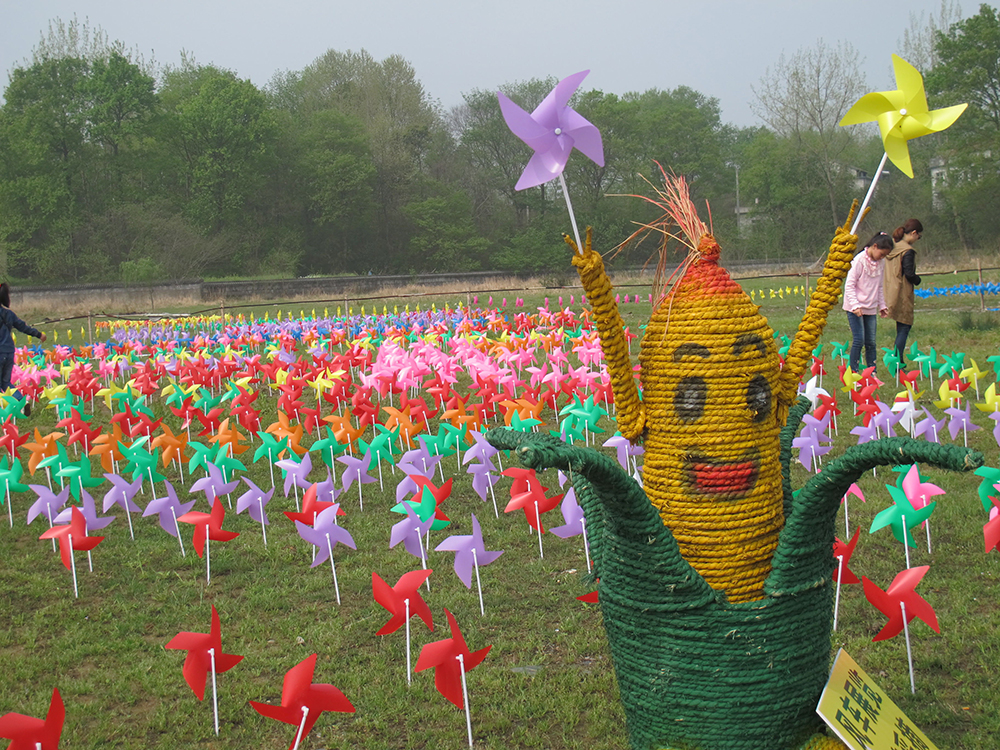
<box><xmin>902</xmin><ymin>514</ymin><xmax>910</xmax><ymax>569</ymax></box>
<box><xmin>850</xmin><ymin>152</ymin><xmax>889</xmax><ymax>235</ymax></box>
<box><xmin>457</xmin><ymin>653</ymin><xmax>473</xmax><ymax>748</ymax></box>
<box><xmin>259</xmin><ymin>498</ymin><xmax>268</xmax><ymax>546</ymax></box>
<box><xmin>844</xmin><ymin>496</ymin><xmax>850</xmax><ymax>539</ymax></box>
<box><xmin>405</xmin><ymin>598</ymin><xmax>412</xmax><ymax>685</ymax></box>
<box><xmin>560</xmin><ymin>172</ymin><xmax>584</xmax><ymax>256</ymax></box>
<box><xmin>833</xmin><ymin>555</ymin><xmax>844</xmax><ymax>631</ymax></box>
<box><xmin>582</xmin><ymin>517</ymin><xmax>592</xmax><ymax>574</ymax></box>
<box><xmin>291</xmin><ymin>706</ymin><xmax>310</xmax><ymax>750</ymax></box>
<box><xmin>925</xmin><ymin>519</ymin><xmax>932</xmax><ymax>554</ymax></box>
<box><xmin>535</xmin><ymin>501</ymin><xmax>544</xmax><ymax>559</ymax></box>
<box><xmin>125</xmin><ymin>499</ymin><xmax>135</xmax><ymax>540</ymax></box>
<box><xmin>171</xmin><ymin>506</ymin><xmax>186</xmax><ymax>557</ymax></box>
<box><xmin>208</xmin><ymin>647</ymin><xmax>220</xmax><ymax>735</ymax></box>
<box><xmin>327</xmin><ymin>534</ymin><xmax>340</xmax><ymax>605</ymax></box>
<box><xmin>205</xmin><ymin>526</ymin><xmax>211</xmax><ymax>584</ymax></box>
<box><xmin>5</xmin><ymin>479</ymin><xmax>12</xmax><ymax>528</ymax></box>
<box><xmin>472</xmin><ymin>548</ymin><xmax>484</xmax><ymax>616</ymax></box>
<box><xmin>68</xmin><ymin>533</ymin><xmax>78</xmax><ymax>598</ymax></box>
<box><xmin>901</xmin><ymin>601</ymin><xmax>916</xmax><ymax>694</ymax></box>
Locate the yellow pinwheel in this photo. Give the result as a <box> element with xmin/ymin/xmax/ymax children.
<box><xmin>840</xmin><ymin>54</ymin><xmax>967</xmax><ymax>178</ymax></box>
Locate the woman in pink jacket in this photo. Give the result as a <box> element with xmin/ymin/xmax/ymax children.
<box><xmin>843</xmin><ymin>233</ymin><xmax>893</xmax><ymax>373</ymax></box>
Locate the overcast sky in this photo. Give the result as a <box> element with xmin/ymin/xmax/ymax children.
<box><xmin>1</xmin><ymin>0</ymin><xmax>975</xmax><ymax>126</ymax></box>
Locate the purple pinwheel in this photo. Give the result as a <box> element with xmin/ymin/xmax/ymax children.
<box><xmin>871</xmin><ymin>401</ymin><xmax>903</xmax><ymax>438</ymax></box>
<box><xmin>27</xmin><ymin>484</ymin><xmax>70</xmax><ymax>527</ymax></box>
<box><xmin>236</xmin><ymin>477</ymin><xmax>275</xmax><ymax>546</ymax></box>
<box><xmin>913</xmin><ymin>409</ymin><xmax>946</xmax><ymax>444</ymax></box>
<box><xmin>548</xmin><ymin>489</ymin><xmax>585</xmax><ymax>539</ymax></box>
<box><xmin>467</xmin><ymin>458</ymin><xmax>500</xmax><ymax>516</ymax></box>
<box><xmin>944</xmin><ymin>401</ymin><xmax>980</xmax><ymax>445</ymax></box>
<box><xmin>276</xmin><ymin>451</ymin><xmax>312</xmax><ymax>498</ymax></box>
<box><xmin>434</xmin><ymin>513</ymin><xmax>503</xmax><ymax>615</ymax></box>
<box><xmin>295</xmin><ymin>505</ymin><xmax>356</xmax><ymax>567</ymax></box>
<box><xmin>792</xmin><ymin>412</ymin><xmax>832</xmax><ymax>472</ymax></box>
<box><xmin>54</xmin><ymin>489</ymin><xmax>115</xmax><ymax>531</ymax></box>
<box><xmin>103</xmin><ymin>473</ymin><xmax>143</xmax><ymax>539</ymax></box>
<box><xmin>143</xmin><ymin>481</ymin><xmax>197</xmax><ymax>556</ymax></box>
<box><xmin>603</xmin><ymin>434</ymin><xmax>633</xmax><ymax>470</ymax></box>
<box><xmin>462</xmin><ymin>431</ymin><xmax>498</xmax><ymax>467</ymax></box>
<box><xmin>989</xmin><ymin>411</ymin><xmax>1000</xmax><ymax>448</ymax></box>
<box><xmin>338</xmin><ymin>451</ymin><xmax>377</xmax><ymax>511</ymax></box>
<box><xmin>314</xmin><ymin>470</ymin><xmax>340</xmax><ymax>505</ymax></box>
<box><xmin>398</xmin><ymin>446</ymin><xmax>440</xmax><ymax>480</ymax></box>
<box><xmin>498</xmin><ymin>70</ymin><xmax>604</xmax><ymax>191</ymax></box>
<box><xmin>190</xmin><ymin>463</ymin><xmax>239</xmax><ymax>508</ymax></box>
<box><xmin>390</xmin><ymin>502</ymin><xmax>434</xmax><ymax>565</ymax></box>
<box><xmin>434</xmin><ymin>514</ymin><xmax>503</xmax><ymax>588</ymax></box>
<box><xmin>850</xmin><ymin>421</ymin><xmax>879</xmax><ymax>445</ymax></box>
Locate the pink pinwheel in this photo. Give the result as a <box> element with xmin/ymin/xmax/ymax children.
<box><xmin>165</xmin><ymin>605</ymin><xmax>244</xmax><ymax>700</ymax></box>
<box><xmin>295</xmin><ymin>505</ymin><xmax>356</xmax><ymax>567</ymax></box>
<box><xmin>985</xmin><ymin>502</ymin><xmax>1000</xmax><ymax>553</ymax></box>
<box><xmin>900</xmin><ymin>464</ymin><xmax>945</xmax><ymax>511</ymax></box>
<box><xmin>372</xmin><ymin>569</ymin><xmax>434</xmax><ymax>636</ymax></box>
<box><xmin>434</xmin><ymin>514</ymin><xmax>503</xmax><ymax>589</ymax></box>
<box><xmin>498</xmin><ymin>70</ymin><xmax>605</xmax><ymax>191</ymax></box>
<box><xmin>415</xmin><ymin>608</ymin><xmax>491</xmax><ymax>709</ymax></box>
<box><xmin>862</xmin><ymin>565</ymin><xmax>939</xmax><ymax>641</ymax></box>
<box><xmin>249</xmin><ymin>653</ymin><xmax>355</xmax><ymax>750</ymax></box>
<box><xmin>0</xmin><ymin>687</ymin><xmax>65</xmax><ymax>750</ymax></box>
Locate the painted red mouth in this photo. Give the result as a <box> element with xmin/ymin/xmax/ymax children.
<box><xmin>685</xmin><ymin>450</ymin><xmax>760</xmax><ymax>499</ymax></box>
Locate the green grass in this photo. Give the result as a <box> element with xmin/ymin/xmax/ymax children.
<box><xmin>2</xmin><ymin>277</ymin><xmax>1000</xmax><ymax>749</ymax></box>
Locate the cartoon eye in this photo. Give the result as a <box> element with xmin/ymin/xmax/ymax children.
<box><xmin>746</xmin><ymin>374</ymin><xmax>772</xmax><ymax>422</ymax></box>
<box><xmin>675</xmin><ymin>376</ymin><xmax>706</xmax><ymax>422</ymax></box>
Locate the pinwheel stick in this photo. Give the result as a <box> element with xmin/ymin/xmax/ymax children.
<box><xmin>171</xmin><ymin>506</ymin><xmax>186</xmax><ymax>557</ymax></box>
<box><xmin>901</xmin><ymin>601</ymin><xmax>916</xmax><ymax>694</ymax></box>
<box><xmin>472</xmin><ymin>548</ymin><xmax>484</xmax><ymax>616</ymax></box>
<box><xmin>902</xmin><ymin>514</ymin><xmax>911</xmax><ymax>569</ymax></box>
<box><xmin>68</xmin><ymin>533</ymin><xmax>79</xmax><ymax>598</ymax></box>
<box><xmin>327</xmin><ymin>534</ymin><xmax>341</xmax><ymax>605</ymax></box>
<box><xmin>458</xmin><ymin>653</ymin><xmax>473</xmax><ymax>748</ymax></box>
<box><xmin>208</xmin><ymin>647</ymin><xmax>220</xmax><ymax>736</ymax></box>
<box><xmin>834</xmin><ymin>555</ymin><xmax>844</xmax><ymax>631</ymax></box>
<box><xmin>259</xmin><ymin>498</ymin><xmax>268</xmax><ymax>547</ymax></box>
<box><xmin>5</xmin><ymin>479</ymin><xmax>12</xmax><ymax>529</ymax></box>
<box><xmin>559</xmin><ymin>173</ymin><xmax>584</xmax><ymax>256</ymax></box>
<box><xmin>850</xmin><ymin>152</ymin><xmax>889</xmax><ymax>235</ymax></box>
<box><xmin>206</xmin><ymin>526</ymin><xmax>211</xmax><ymax>584</ymax></box>
<box><xmin>292</xmin><ymin>706</ymin><xmax>309</xmax><ymax>750</ymax></box>
<box><xmin>582</xmin><ymin>517</ymin><xmax>592</xmax><ymax>574</ymax></box>
<box><xmin>535</xmin><ymin>500</ymin><xmax>544</xmax><ymax>559</ymax></box>
<box><xmin>405</xmin><ymin>598</ymin><xmax>412</xmax><ymax>685</ymax></box>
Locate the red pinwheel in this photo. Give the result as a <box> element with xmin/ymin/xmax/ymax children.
<box><xmin>832</xmin><ymin>530</ymin><xmax>862</xmax><ymax>585</ymax></box>
<box><xmin>984</xmin><ymin>500</ymin><xmax>1000</xmax><ymax>554</ymax></box>
<box><xmin>165</xmin><ymin>605</ymin><xmax>244</xmax><ymax>700</ymax></box>
<box><xmin>372</xmin><ymin>569</ymin><xmax>434</xmax><ymax>636</ymax></box>
<box><xmin>249</xmin><ymin>653</ymin><xmax>355</xmax><ymax>750</ymax></box>
<box><xmin>415</xmin><ymin>608</ymin><xmax>491</xmax><ymax>709</ymax></box>
<box><xmin>862</xmin><ymin>565</ymin><xmax>939</xmax><ymax>642</ymax></box>
<box><xmin>39</xmin><ymin>506</ymin><xmax>104</xmax><ymax>571</ymax></box>
<box><xmin>177</xmin><ymin>499</ymin><xmax>240</xmax><ymax>558</ymax></box>
<box><xmin>0</xmin><ymin>687</ymin><xmax>65</xmax><ymax>750</ymax></box>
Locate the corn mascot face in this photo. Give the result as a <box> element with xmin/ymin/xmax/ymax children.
<box><xmin>639</xmin><ymin>235</ymin><xmax>783</xmax><ymax>603</ymax></box>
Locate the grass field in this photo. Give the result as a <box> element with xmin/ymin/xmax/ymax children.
<box><xmin>1</xmin><ymin>269</ymin><xmax>999</xmax><ymax>750</ymax></box>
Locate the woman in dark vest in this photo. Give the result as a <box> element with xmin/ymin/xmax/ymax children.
<box><xmin>0</xmin><ymin>282</ymin><xmax>47</xmax><ymax>415</ymax></box>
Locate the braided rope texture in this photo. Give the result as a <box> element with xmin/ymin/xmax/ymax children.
<box><xmin>486</xmin><ymin>422</ymin><xmax>982</xmax><ymax>750</ymax></box>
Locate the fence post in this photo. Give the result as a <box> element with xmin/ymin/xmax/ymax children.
<box><xmin>978</xmin><ymin>258</ymin><xmax>986</xmax><ymax>312</ymax></box>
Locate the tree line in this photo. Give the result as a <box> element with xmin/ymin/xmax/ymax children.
<box><xmin>0</xmin><ymin>6</ymin><xmax>997</xmax><ymax>285</ymax></box>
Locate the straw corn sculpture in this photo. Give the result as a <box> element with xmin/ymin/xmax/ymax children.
<box><xmin>488</xmin><ymin>185</ymin><xmax>982</xmax><ymax>750</ymax></box>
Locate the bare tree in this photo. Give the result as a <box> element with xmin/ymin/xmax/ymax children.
<box><xmin>751</xmin><ymin>40</ymin><xmax>868</xmax><ymax>226</ymax></box>
<box><xmin>898</xmin><ymin>0</ymin><xmax>963</xmax><ymax>73</ymax></box>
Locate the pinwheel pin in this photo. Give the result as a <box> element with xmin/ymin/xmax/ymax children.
<box><xmin>249</xmin><ymin>653</ymin><xmax>355</xmax><ymax>750</ymax></box>
<box><xmin>165</xmin><ymin>605</ymin><xmax>244</xmax><ymax>735</ymax></box>
<box><xmin>498</xmin><ymin>70</ymin><xmax>604</xmax><ymax>255</ymax></box>
<box><xmin>415</xmin><ymin>608</ymin><xmax>491</xmax><ymax>747</ymax></box>
<box><xmin>0</xmin><ymin>687</ymin><xmax>65</xmax><ymax>750</ymax></box>
<box><xmin>840</xmin><ymin>54</ymin><xmax>967</xmax><ymax>232</ymax></box>
<box><xmin>372</xmin><ymin>569</ymin><xmax>434</xmax><ymax>683</ymax></box>
<box><xmin>862</xmin><ymin>565</ymin><xmax>939</xmax><ymax>693</ymax></box>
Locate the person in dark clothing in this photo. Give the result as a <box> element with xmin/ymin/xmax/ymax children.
<box><xmin>0</xmin><ymin>282</ymin><xmax>46</xmax><ymax>415</ymax></box>
<box><xmin>884</xmin><ymin>219</ymin><xmax>923</xmax><ymax>365</ymax></box>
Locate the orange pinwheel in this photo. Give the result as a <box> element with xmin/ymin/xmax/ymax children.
<box><xmin>23</xmin><ymin>429</ymin><xmax>66</xmax><ymax>476</ymax></box>
<box><xmin>153</xmin><ymin>423</ymin><xmax>188</xmax><ymax>469</ymax></box>
<box><xmin>89</xmin><ymin>423</ymin><xmax>128</xmax><ymax>473</ymax></box>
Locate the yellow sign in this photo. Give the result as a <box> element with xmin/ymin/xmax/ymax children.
<box><xmin>817</xmin><ymin>649</ymin><xmax>938</xmax><ymax>750</ymax></box>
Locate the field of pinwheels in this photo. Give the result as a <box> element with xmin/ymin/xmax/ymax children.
<box><xmin>1</xmin><ymin>277</ymin><xmax>999</xmax><ymax>750</ymax></box>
